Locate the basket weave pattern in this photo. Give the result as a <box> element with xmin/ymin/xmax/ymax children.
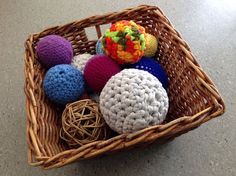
<box><xmin>24</xmin><ymin>5</ymin><xmax>225</xmax><ymax>169</ymax></box>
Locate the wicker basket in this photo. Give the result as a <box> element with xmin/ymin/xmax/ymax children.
<box><xmin>24</xmin><ymin>5</ymin><xmax>225</xmax><ymax>169</ymax></box>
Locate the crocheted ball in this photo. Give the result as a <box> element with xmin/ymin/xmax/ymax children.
<box><xmin>43</xmin><ymin>64</ymin><xmax>85</xmax><ymax>105</ymax></box>
<box><xmin>84</xmin><ymin>55</ymin><xmax>121</xmax><ymax>92</ymax></box>
<box><xmin>144</xmin><ymin>33</ymin><xmax>158</xmax><ymax>57</ymax></box>
<box><xmin>71</xmin><ymin>53</ymin><xmax>93</xmax><ymax>73</ymax></box>
<box><xmin>96</xmin><ymin>37</ymin><xmax>105</xmax><ymax>55</ymax></box>
<box><xmin>79</xmin><ymin>92</ymin><xmax>90</xmax><ymax>100</ymax></box>
<box><xmin>60</xmin><ymin>99</ymin><xmax>109</xmax><ymax>147</ymax></box>
<box><xmin>100</xmin><ymin>69</ymin><xmax>169</xmax><ymax>134</ymax></box>
<box><xmin>126</xmin><ymin>57</ymin><xmax>168</xmax><ymax>89</ymax></box>
<box><xmin>102</xmin><ymin>20</ymin><xmax>146</xmax><ymax>64</ymax></box>
<box><xmin>89</xmin><ymin>93</ymin><xmax>100</xmax><ymax>103</ymax></box>
<box><xmin>36</xmin><ymin>35</ymin><xmax>73</xmax><ymax>68</ymax></box>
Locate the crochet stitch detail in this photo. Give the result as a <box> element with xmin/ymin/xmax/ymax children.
<box><xmin>71</xmin><ymin>53</ymin><xmax>93</xmax><ymax>73</ymax></box>
<box><xmin>100</xmin><ymin>69</ymin><xmax>169</xmax><ymax>134</ymax></box>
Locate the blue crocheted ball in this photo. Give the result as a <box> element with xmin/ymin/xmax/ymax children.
<box><xmin>95</xmin><ymin>37</ymin><xmax>105</xmax><ymax>55</ymax></box>
<box><xmin>126</xmin><ymin>57</ymin><xmax>168</xmax><ymax>89</ymax></box>
<box><xmin>43</xmin><ymin>64</ymin><xmax>85</xmax><ymax>105</ymax></box>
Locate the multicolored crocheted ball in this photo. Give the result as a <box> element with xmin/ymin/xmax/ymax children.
<box><xmin>84</xmin><ymin>55</ymin><xmax>121</xmax><ymax>92</ymax></box>
<box><xmin>95</xmin><ymin>37</ymin><xmax>105</xmax><ymax>55</ymax></box>
<box><xmin>126</xmin><ymin>57</ymin><xmax>168</xmax><ymax>89</ymax></box>
<box><xmin>144</xmin><ymin>33</ymin><xmax>158</xmax><ymax>57</ymax></box>
<box><xmin>43</xmin><ymin>64</ymin><xmax>85</xmax><ymax>105</ymax></box>
<box><xmin>36</xmin><ymin>35</ymin><xmax>73</xmax><ymax>68</ymax></box>
<box><xmin>71</xmin><ymin>53</ymin><xmax>93</xmax><ymax>73</ymax></box>
<box><xmin>100</xmin><ymin>69</ymin><xmax>169</xmax><ymax>134</ymax></box>
<box><xmin>102</xmin><ymin>20</ymin><xmax>146</xmax><ymax>64</ymax></box>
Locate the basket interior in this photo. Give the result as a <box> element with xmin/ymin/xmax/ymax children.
<box><xmin>28</xmin><ymin>9</ymin><xmax>214</xmax><ymax>157</ymax></box>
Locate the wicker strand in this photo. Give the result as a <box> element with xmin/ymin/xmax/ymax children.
<box><xmin>60</xmin><ymin>99</ymin><xmax>109</xmax><ymax>147</ymax></box>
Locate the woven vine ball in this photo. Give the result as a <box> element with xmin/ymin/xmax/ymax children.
<box><xmin>144</xmin><ymin>33</ymin><xmax>158</xmax><ymax>57</ymax></box>
<box><xmin>71</xmin><ymin>53</ymin><xmax>93</xmax><ymax>73</ymax></box>
<box><xmin>60</xmin><ymin>99</ymin><xmax>109</xmax><ymax>147</ymax></box>
<box><xmin>102</xmin><ymin>20</ymin><xmax>146</xmax><ymax>64</ymax></box>
<box><xmin>36</xmin><ymin>35</ymin><xmax>73</xmax><ymax>68</ymax></box>
<box><xmin>100</xmin><ymin>69</ymin><xmax>169</xmax><ymax>134</ymax></box>
<box><xmin>126</xmin><ymin>57</ymin><xmax>169</xmax><ymax>89</ymax></box>
<box><xmin>84</xmin><ymin>55</ymin><xmax>121</xmax><ymax>92</ymax></box>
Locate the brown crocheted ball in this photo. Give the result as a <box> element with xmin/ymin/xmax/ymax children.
<box><xmin>60</xmin><ymin>99</ymin><xmax>109</xmax><ymax>147</ymax></box>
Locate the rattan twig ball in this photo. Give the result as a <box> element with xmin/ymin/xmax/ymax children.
<box><xmin>60</xmin><ymin>99</ymin><xmax>109</xmax><ymax>147</ymax></box>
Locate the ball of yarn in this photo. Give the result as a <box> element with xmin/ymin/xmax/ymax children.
<box><xmin>89</xmin><ymin>93</ymin><xmax>100</xmax><ymax>103</ymax></box>
<box><xmin>100</xmin><ymin>69</ymin><xmax>169</xmax><ymax>134</ymax></box>
<box><xmin>126</xmin><ymin>57</ymin><xmax>168</xmax><ymax>89</ymax></box>
<box><xmin>71</xmin><ymin>53</ymin><xmax>93</xmax><ymax>73</ymax></box>
<box><xmin>96</xmin><ymin>37</ymin><xmax>105</xmax><ymax>54</ymax></box>
<box><xmin>84</xmin><ymin>55</ymin><xmax>121</xmax><ymax>92</ymax></box>
<box><xmin>102</xmin><ymin>20</ymin><xmax>146</xmax><ymax>64</ymax></box>
<box><xmin>79</xmin><ymin>92</ymin><xmax>90</xmax><ymax>100</ymax></box>
<box><xmin>144</xmin><ymin>33</ymin><xmax>158</xmax><ymax>57</ymax></box>
<box><xmin>60</xmin><ymin>99</ymin><xmax>109</xmax><ymax>147</ymax></box>
<box><xmin>43</xmin><ymin>64</ymin><xmax>85</xmax><ymax>105</ymax></box>
<box><xmin>36</xmin><ymin>35</ymin><xmax>73</xmax><ymax>68</ymax></box>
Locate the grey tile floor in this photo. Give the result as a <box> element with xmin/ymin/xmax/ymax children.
<box><xmin>0</xmin><ymin>0</ymin><xmax>235</xmax><ymax>175</ymax></box>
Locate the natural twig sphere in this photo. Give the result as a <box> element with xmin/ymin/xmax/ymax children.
<box><xmin>60</xmin><ymin>99</ymin><xmax>109</xmax><ymax>147</ymax></box>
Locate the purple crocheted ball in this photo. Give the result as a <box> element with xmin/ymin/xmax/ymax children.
<box><xmin>36</xmin><ymin>35</ymin><xmax>73</xmax><ymax>68</ymax></box>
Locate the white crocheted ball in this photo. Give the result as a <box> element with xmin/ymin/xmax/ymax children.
<box><xmin>71</xmin><ymin>53</ymin><xmax>93</xmax><ymax>73</ymax></box>
<box><xmin>100</xmin><ymin>69</ymin><xmax>169</xmax><ymax>134</ymax></box>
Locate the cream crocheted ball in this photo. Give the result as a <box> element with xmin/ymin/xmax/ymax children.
<box><xmin>71</xmin><ymin>53</ymin><xmax>93</xmax><ymax>73</ymax></box>
<box><xmin>100</xmin><ymin>69</ymin><xmax>169</xmax><ymax>134</ymax></box>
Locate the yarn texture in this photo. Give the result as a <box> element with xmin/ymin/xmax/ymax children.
<box><xmin>102</xmin><ymin>20</ymin><xmax>146</xmax><ymax>64</ymax></box>
<box><xmin>71</xmin><ymin>53</ymin><xmax>93</xmax><ymax>73</ymax></box>
<box><xmin>36</xmin><ymin>35</ymin><xmax>73</xmax><ymax>68</ymax></box>
<box><xmin>89</xmin><ymin>93</ymin><xmax>100</xmax><ymax>103</ymax></box>
<box><xmin>43</xmin><ymin>64</ymin><xmax>85</xmax><ymax>105</ymax></box>
<box><xmin>100</xmin><ymin>69</ymin><xmax>169</xmax><ymax>134</ymax></box>
<box><xmin>126</xmin><ymin>57</ymin><xmax>169</xmax><ymax>89</ymax></box>
<box><xmin>144</xmin><ymin>33</ymin><xmax>158</xmax><ymax>57</ymax></box>
<box><xmin>84</xmin><ymin>55</ymin><xmax>121</xmax><ymax>92</ymax></box>
<box><xmin>95</xmin><ymin>37</ymin><xmax>105</xmax><ymax>54</ymax></box>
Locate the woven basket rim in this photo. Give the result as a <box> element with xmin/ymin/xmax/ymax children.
<box><xmin>24</xmin><ymin>4</ymin><xmax>225</xmax><ymax>169</ymax></box>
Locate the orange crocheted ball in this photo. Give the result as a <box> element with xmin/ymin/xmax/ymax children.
<box><xmin>102</xmin><ymin>20</ymin><xmax>146</xmax><ymax>64</ymax></box>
